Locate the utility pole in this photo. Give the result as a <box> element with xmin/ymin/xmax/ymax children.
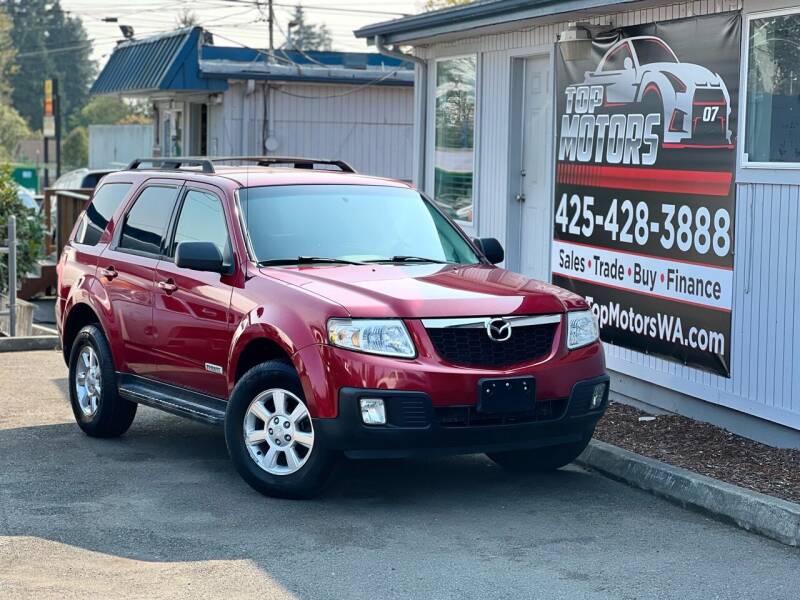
<box><xmin>268</xmin><ymin>0</ymin><xmax>274</xmax><ymax>54</ymax></box>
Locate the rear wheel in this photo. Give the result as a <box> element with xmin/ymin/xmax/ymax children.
<box><xmin>225</xmin><ymin>361</ymin><xmax>337</xmax><ymax>498</ymax></box>
<box><xmin>487</xmin><ymin>433</ymin><xmax>592</xmax><ymax>473</ymax></box>
<box><xmin>68</xmin><ymin>324</ymin><xmax>137</xmax><ymax>437</ymax></box>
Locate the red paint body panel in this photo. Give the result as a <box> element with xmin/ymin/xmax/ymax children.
<box><xmin>294</xmin><ymin>332</ymin><xmax>605</xmax><ymax>419</ymax></box>
<box><xmin>58</xmin><ymin>166</ymin><xmax>606</xmax><ymax>427</ymax></box>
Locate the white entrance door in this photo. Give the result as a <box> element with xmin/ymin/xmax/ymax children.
<box><xmin>518</xmin><ymin>54</ymin><xmax>553</xmax><ymax>282</ymax></box>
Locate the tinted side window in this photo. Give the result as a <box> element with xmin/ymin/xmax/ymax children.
<box><xmin>119</xmin><ymin>186</ymin><xmax>180</xmax><ymax>256</ymax></box>
<box><xmin>75</xmin><ymin>183</ymin><xmax>132</xmax><ymax>246</ymax></box>
<box><xmin>170</xmin><ymin>190</ymin><xmax>229</xmax><ymax>257</ymax></box>
<box><xmin>602</xmin><ymin>43</ymin><xmax>632</xmax><ymax>71</ymax></box>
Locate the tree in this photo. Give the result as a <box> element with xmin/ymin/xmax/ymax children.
<box><xmin>0</xmin><ymin>7</ymin><xmax>17</xmax><ymax>101</ymax></box>
<box><xmin>0</xmin><ymin>103</ymin><xmax>31</xmax><ymax>161</ymax></box>
<box><xmin>0</xmin><ymin>164</ymin><xmax>44</xmax><ymax>294</ymax></box>
<box><xmin>176</xmin><ymin>7</ymin><xmax>198</xmax><ymax>28</ymax></box>
<box><xmin>77</xmin><ymin>97</ymin><xmax>132</xmax><ymax>127</ymax></box>
<box><xmin>6</xmin><ymin>0</ymin><xmax>95</xmax><ymax>131</ymax></box>
<box><xmin>62</xmin><ymin>126</ymin><xmax>88</xmax><ymax>169</ymax></box>
<box><xmin>283</xmin><ymin>5</ymin><xmax>332</xmax><ymax>51</ymax></box>
<box><xmin>422</xmin><ymin>0</ymin><xmax>472</xmax><ymax>10</ymax></box>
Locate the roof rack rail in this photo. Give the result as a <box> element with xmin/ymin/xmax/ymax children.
<box><xmin>126</xmin><ymin>157</ymin><xmax>215</xmax><ymax>173</ymax></box>
<box><xmin>210</xmin><ymin>156</ymin><xmax>356</xmax><ymax>173</ymax></box>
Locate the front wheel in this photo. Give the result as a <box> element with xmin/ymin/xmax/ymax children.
<box><xmin>487</xmin><ymin>433</ymin><xmax>592</xmax><ymax>473</ymax></box>
<box><xmin>225</xmin><ymin>361</ymin><xmax>337</xmax><ymax>499</ymax></box>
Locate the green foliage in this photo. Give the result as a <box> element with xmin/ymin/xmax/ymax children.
<box><xmin>62</xmin><ymin>126</ymin><xmax>88</xmax><ymax>169</ymax></box>
<box><xmin>6</xmin><ymin>0</ymin><xmax>96</xmax><ymax>131</ymax></box>
<box><xmin>0</xmin><ymin>103</ymin><xmax>32</xmax><ymax>161</ymax></box>
<box><xmin>77</xmin><ymin>97</ymin><xmax>132</xmax><ymax>127</ymax></box>
<box><xmin>0</xmin><ymin>165</ymin><xmax>44</xmax><ymax>293</ymax></box>
<box><xmin>0</xmin><ymin>7</ymin><xmax>16</xmax><ymax>101</ymax></box>
<box><xmin>283</xmin><ymin>5</ymin><xmax>332</xmax><ymax>51</ymax></box>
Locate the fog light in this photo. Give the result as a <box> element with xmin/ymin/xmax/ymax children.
<box><xmin>590</xmin><ymin>383</ymin><xmax>607</xmax><ymax>410</ymax></box>
<box><xmin>360</xmin><ymin>398</ymin><xmax>386</xmax><ymax>425</ymax></box>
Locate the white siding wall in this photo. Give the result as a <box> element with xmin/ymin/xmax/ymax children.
<box><xmin>213</xmin><ymin>82</ymin><xmax>413</xmax><ymax>181</ymax></box>
<box><xmin>414</xmin><ymin>0</ymin><xmax>800</xmax><ymax>431</ymax></box>
<box><xmin>89</xmin><ymin>124</ymin><xmax>154</xmax><ymax>169</ymax></box>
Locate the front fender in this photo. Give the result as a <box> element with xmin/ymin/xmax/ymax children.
<box><xmin>225</xmin><ymin>300</ymin><xmax>347</xmax><ymax>405</ymax></box>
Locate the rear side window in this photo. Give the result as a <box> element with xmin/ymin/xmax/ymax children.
<box><xmin>75</xmin><ymin>182</ymin><xmax>132</xmax><ymax>246</ymax></box>
<box><xmin>170</xmin><ymin>190</ymin><xmax>229</xmax><ymax>257</ymax></box>
<box><xmin>119</xmin><ymin>186</ymin><xmax>180</xmax><ymax>256</ymax></box>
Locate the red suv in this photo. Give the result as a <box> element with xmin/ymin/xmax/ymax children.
<box><xmin>57</xmin><ymin>157</ymin><xmax>608</xmax><ymax>498</ymax></box>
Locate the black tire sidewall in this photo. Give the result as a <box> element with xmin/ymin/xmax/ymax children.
<box><xmin>225</xmin><ymin>361</ymin><xmax>336</xmax><ymax>499</ymax></box>
<box><xmin>68</xmin><ymin>324</ymin><xmax>136</xmax><ymax>437</ymax></box>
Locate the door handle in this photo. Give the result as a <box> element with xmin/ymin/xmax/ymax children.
<box><xmin>99</xmin><ymin>266</ymin><xmax>118</xmax><ymax>280</ymax></box>
<box><xmin>158</xmin><ymin>279</ymin><xmax>178</xmax><ymax>294</ymax></box>
<box><xmin>515</xmin><ymin>193</ymin><xmax>526</xmax><ymax>203</ymax></box>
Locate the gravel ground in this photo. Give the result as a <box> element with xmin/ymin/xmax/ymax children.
<box><xmin>595</xmin><ymin>402</ymin><xmax>800</xmax><ymax>503</ymax></box>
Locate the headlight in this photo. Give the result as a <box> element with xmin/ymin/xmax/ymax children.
<box><xmin>567</xmin><ymin>310</ymin><xmax>599</xmax><ymax>350</ymax></box>
<box><xmin>327</xmin><ymin>318</ymin><xmax>416</xmax><ymax>358</ymax></box>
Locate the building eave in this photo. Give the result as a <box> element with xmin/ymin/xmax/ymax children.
<box><xmin>355</xmin><ymin>0</ymin><xmax>642</xmax><ymax>46</ymax></box>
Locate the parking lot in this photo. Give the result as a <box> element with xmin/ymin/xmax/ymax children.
<box><xmin>0</xmin><ymin>350</ymin><xmax>798</xmax><ymax>599</ymax></box>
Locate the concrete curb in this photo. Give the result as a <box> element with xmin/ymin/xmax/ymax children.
<box><xmin>0</xmin><ymin>336</ymin><xmax>60</xmax><ymax>353</ymax></box>
<box><xmin>577</xmin><ymin>439</ymin><xmax>800</xmax><ymax>547</ymax></box>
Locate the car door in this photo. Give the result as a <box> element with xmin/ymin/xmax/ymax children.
<box><xmin>98</xmin><ymin>181</ymin><xmax>182</xmax><ymax>377</ymax></box>
<box><xmin>151</xmin><ymin>184</ymin><xmax>235</xmax><ymax>399</ymax></box>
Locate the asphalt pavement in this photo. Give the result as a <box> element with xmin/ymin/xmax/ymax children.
<box><xmin>1</xmin><ymin>350</ymin><xmax>798</xmax><ymax>599</ymax></box>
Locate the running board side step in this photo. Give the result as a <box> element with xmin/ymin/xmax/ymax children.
<box><xmin>117</xmin><ymin>373</ymin><xmax>227</xmax><ymax>426</ymax></box>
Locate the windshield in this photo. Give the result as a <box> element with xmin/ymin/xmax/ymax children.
<box><xmin>631</xmin><ymin>38</ymin><xmax>678</xmax><ymax>65</ymax></box>
<box><xmin>239</xmin><ymin>184</ymin><xmax>481</xmax><ymax>265</ymax></box>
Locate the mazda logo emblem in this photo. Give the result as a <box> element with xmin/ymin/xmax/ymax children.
<box><xmin>486</xmin><ymin>317</ymin><xmax>512</xmax><ymax>342</ymax></box>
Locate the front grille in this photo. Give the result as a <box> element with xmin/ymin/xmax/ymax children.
<box><xmin>435</xmin><ymin>399</ymin><xmax>567</xmax><ymax>428</ymax></box>
<box><xmin>693</xmin><ymin>88</ymin><xmax>725</xmax><ymax>104</ymax></box>
<box><xmin>426</xmin><ymin>323</ymin><xmax>557</xmax><ymax>367</ymax></box>
<box><xmin>691</xmin><ymin>88</ymin><xmax>727</xmax><ymax>143</ymax></box>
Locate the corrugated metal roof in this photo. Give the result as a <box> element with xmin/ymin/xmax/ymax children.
<box><xmin>92</xmin><ymin>27</ymin><xmax>413</xmax><ymax>96</ymax></box>
<box><xmin>91</xmin><ymin>27</ymin><xmax>226</xmax><ymax>95</ymax></box>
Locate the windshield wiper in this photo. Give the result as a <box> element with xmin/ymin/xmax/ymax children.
<box><xmin>258</xmin><ymin>256</ymin><xmax>367</xmax><ymax>266</ymax></box>
<box><xmin>365</xmin><ymin>255</ymin><xmax>449</xmax><ymax>264</ymax></box>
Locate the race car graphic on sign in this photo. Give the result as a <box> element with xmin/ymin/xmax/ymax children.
<box><xmin>551</xmin><ymin>12</ymin><xmax>741</xmax><ymax>377</ymax></box>
<box><xmin>582</xmin><ymin>36</ymin><xmax>733</xmax><ymax>148</ymax></box>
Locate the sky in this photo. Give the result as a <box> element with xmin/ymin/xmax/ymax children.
<box><xmin>61</xmin><ymin>0</ymin><xmax>423</xmax><ymax>67</ymax></box>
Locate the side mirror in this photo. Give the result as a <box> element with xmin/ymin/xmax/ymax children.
<box><xmin>623</xmin><ymin>56</ymin><xmax>633</xmax><ymax>70</ymax></box>
<box><xmin>474</xmin><ymin>237</ymin><xmax>504</xmax><ymax>265</ymax></box>
<box><xmin>175</xmin><ymin>241</ymin><xmax>226</xmax><ymax>273</ymax></box>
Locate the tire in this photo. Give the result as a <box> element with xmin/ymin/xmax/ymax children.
<box><xmin>487</xmin><ymin>433</ymin><xmax>592</xmax><ymax>473</ymax></box>
<box><xmin>225</xmin><ymin>361</ymin><xmax>337</xmax><ymax>499</ymax></box>
<box><xmin>68</xmin><ymin>324</ymin><xmax>137</xmax><ymax>438</ymax></box>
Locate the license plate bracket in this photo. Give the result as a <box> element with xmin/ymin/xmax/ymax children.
<box><xmin>477</xmin><ymin>376</ymin><xmax>536</xmax><ymax>414</ymax></box>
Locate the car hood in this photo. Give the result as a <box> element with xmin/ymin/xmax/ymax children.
<box><xmin>261</xmin><ymin>263</ymin><xmax>587</xmax><ymax>318</ymax></box>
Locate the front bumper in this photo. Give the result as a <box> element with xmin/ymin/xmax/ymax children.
<box><xmin>314</xmin><ymin>375</ymin><xmax>609</xmax><ymax>459</ymax></box>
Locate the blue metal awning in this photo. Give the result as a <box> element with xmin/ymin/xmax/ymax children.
<box><xmin>92</xmin><ymin>27</ymin><xmax>413</xmax><ymax>96</ymax></box>
<box><xmin>91</xmin><ymin>27</ymin><xmax>227</xmax><ymax>95</ymax></box>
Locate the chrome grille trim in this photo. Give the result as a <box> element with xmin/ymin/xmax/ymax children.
<box><xmin>420</xmin><ymin>314</ymin><xmax>562</xmax><ymax>329</ymax></box>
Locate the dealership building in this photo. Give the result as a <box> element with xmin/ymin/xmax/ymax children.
<box><xmin>356</xmin><ymin>0</ymin><xmax>800</xmax><ymax>445</ymax></box>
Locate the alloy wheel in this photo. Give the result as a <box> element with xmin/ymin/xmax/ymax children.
<box><xmin>75</xmin><ymin>344</ymin><xmax>102</xmax><ymax>417</ymax></box>
<box><xmin>243</xmin><ymin>388</ymin><xmax>315</xmax><ymax>476</ymax></box>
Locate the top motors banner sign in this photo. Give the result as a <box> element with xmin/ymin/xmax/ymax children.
<box><xmin>551</xmin><ymin>12</ymin><xmax>741</xmax><ymax>377</ymax></box>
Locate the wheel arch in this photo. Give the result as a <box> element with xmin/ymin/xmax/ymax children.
<box><xmin>61</xmin><ymin>302</ymin><xmax>104</xmax><ymax>365</ymax></box>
